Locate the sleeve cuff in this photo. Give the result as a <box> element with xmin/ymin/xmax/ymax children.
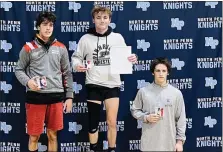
<box><xmin>66</xmin><ymin>92</ymin><xmax>74</xmax><ymax>99</ymax></box>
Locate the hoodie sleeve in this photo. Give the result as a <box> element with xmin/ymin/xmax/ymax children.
<box><xmin>71</xmin><ymin>36</ymin><xmax>87</xmax><ymax>71</ymax></box>
<box><xmin>175</xmin><ymin>91</ymin><xmax>186</xmax><ymax>142</ymax></box>
<box><xmin>118</xmin><ymin>34</ymin><xmax>127</xmax><ymax>46</ymax></box>
<box><xmin>15</xmin><ymin>46</ymin><xmax>31</xmax><ymax>87</ymax></box>
<box><xmin>60</xmin><ymin>46</ymin><xmax>74</xmax><ymax>99</ymax></box>
<box><xmin>131</xmin><ymin>89</ymin><xmax>149</xmax><ymax>123</ymax></box>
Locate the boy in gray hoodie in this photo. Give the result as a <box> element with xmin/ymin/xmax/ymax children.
<box><xmin>131</xmin><ymin>57</ymin><xmax>186</xmax><ymax>151</ymax></box>
<box><xmin>72</xmin><ymin>6</ymin><xmax>137</xmax><ymax>152</ymax></box>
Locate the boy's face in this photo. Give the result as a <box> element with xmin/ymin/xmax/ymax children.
<box><xmin>153</xmin><ymin>64</ymin><xmax>169</xmax><ymax>84</ymax></box>
<box><xmin>93</xmin><ymin>11</ymin><xmax>111</xmax><ymax>31</ymax></box>
<box><xmin>38</xmin><ymin>20</ymin><xmax>54</xmax><ymax>39</ymax></box>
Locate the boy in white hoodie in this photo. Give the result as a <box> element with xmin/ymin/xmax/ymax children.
<box><xmin>72</xmin><ymin>6</ymin><xmax>137</xmax><ymax>152</ymax></box>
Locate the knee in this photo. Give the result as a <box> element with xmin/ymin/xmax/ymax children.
<box><xmin>29</xmin><ymin>135</ymin><xmax>40</xmax><ymax>143</ymax></box>
<box><xmin>47</xmin><ymin>130</ymin><xmax>57</xmax><ymax>142</ymax></box>
<box><xmin>107</xmin><ymin>119</ymin><xmax>117</xmax><ymax>129</ymax></box>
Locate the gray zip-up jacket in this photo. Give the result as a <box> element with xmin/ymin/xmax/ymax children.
<box><xmin>131</xmin><ymin>82</ymin><xmax>186</xmax><ymax>151</ymax></box>
<box><xmin>15</xmin><ymin>38</ymin><xmax>73</xmax><ymax>100</ymax></box>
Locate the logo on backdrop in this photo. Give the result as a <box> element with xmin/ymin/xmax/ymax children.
<box><xmin>198</xmin><ymin>17</ymin><xmax>222</xmax><ymax>28</ymax></box>
<box><xmin>164</xmin><ymin>38</ymin><xmax>193</xmax><ymax>50</ymax></box>
<box><xmin>137</xmin><ymin>39</ymin><xmax>150</xmax><ymax>51</ymax></box>
<box><xmin>0</xmin><ymin>20</ymin><xmax>20</xmax><ymax>32</ymax></box>
<box><xmin>171</xmin><ymin>58</ymin><xmax>185</xmax><ymax>70</ymax></box>
<box><xmin>0</xmin><ymin>2</ymin><xmax>12</xmax><ymax>11</ymax></box>
<box><xmin>109</xmin><ymin>23</ymin><xmax>116</xmax><ymax>29</ymax></box>
<box><xmin>205</xmin><ymin>2</ymin><xmax>218</xmax><ymax>8</ymax></box>
<box><xmin>73</xmin><ymin>82</ymin><xmax>82</xmax><ymax>94</ymax></box>
<box><xmin>26</xmin><ymin>1</ymin><xmax>55</xmax><ymax>11</ymax></box>
<box><xmin>186</xmin><ymin>118</ymin><xmax>192</xmax><ymax>129</ymax></box>
<box><xmin>68</xmin><ymin>122</ymin><xmax>82</xmax><ymax>134</ymax></box>
<box><xmin>61</xmin><ymin>21</ymin><xmax>89</xmax><ymax>32</ymax></box>
<box><xmin>0</xmin><ymin>122</ymin><xmax>12</xmax><ymax>134</ymax></box>
<box><xmin>0</xmin><ymin>61</ymin><xmax>16</xmax><ymax>73</ymax></box>
<box><xmin>0</xmin><ymin>102</ymin><xmax>20</xmax><ymax>113</ymax></box>
<box><xmin>69</xmin><ymin>41</ymin><xmax>78</xmax><ymax>51</ymax></box>
<box><xmin>197</xmin><ymin>97</ymin><xmax>222</xmax><ymax>109</ymax></box>
<box><xmin>0</xmin><ymin>81</ymin><xmax>12</xmax><ymax>94</ymax></box>
<box><xmin>136</xmin><ymin>2</ymin><xmax>150</xmax><ymax>11</ymax></box>
<box><xmin>196</xmin><ymin>136</ymin><xmax>222</xmax><ymax>147</ymax></box>
<box><xmin>204</xmin><ymin>116</ymin><xmax>217</xmax><ymax>128</ymax></box>
<box><xmin>171</xmin><ymin>18</ymin><xmax>184</xmax><ymax>30</ymax></box>
<box><xmin>205</xmin><ymin>77</ymin><xmax>217</xmax><ymax>89</ymax></box>
<box><xmin>0</xmin><ymin>142</ymin><xmax>20</xmax><ymax>152</ymax></box>
<box><xmin>168</xmin><ymin>78</ymin><xmax>192</xmax><ymax>90</ymax></box>
<box><xmin>94</xmin><ymin>1</ymin><xmax>124</xmax><ymax>11</ymax></box>
<box><xmin>71</xmin><ymin>102</ymin><xmax>88</xmax><ymax>113</ymax></box>
<box><xmin>60</xmin><ymin>142</ymin><xmax>90</xmax><ymax>152</ymax></box>
<box><xmin>205</xmin><ymin>37</ymin><xmax>219</xmax><ymax>49</ymax></box>
<box><xmin>129</xmin><ymin>19</ymin><xmax>159</xmax><ymax>31</ymax></box>
<box><xmin>38</xmin><ymin>143</ymin><xmax>47</xmax><ymax>152</ymax></box>
<box><xmin>137</xmin><ymin>80</ymin><xmax>150</xmax><ymax>89</ymax></box>
<box><xmin>133</xmin><ymin>60</ymin><xmax>152</xmax><ymax>72</ymax></box>
<box><xmin>129</xmin><ymin>140</ymin><xmax>141</xmax><ymax>150</ymax></box>
<box><xmin>68</xmin><ymin>2</ymin><xmax>81</xmax><ymax>12</ymax></box>
<box><xmin>163</xmin><ymin>1</ymin><xmax>192</xmax><ymax>9</ymax></box>
<box><xmin>99</xmin><ymin>121</ymin><xmax>124</xmax><ymax>132</ymax></box>
<box><xmin>197</xmin><ymin>57</ymin><xmax>222</xmax><ymax>69</ymax></box>
<box><xmin>0</xmin><ymin>40</ymin><xmax>12</xmax><ymax>53</ymax></box>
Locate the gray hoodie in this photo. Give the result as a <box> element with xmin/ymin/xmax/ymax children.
<box><xmin>131</xmin><ymin>82</ymin><xmax>186</xmax><ymax>151</ymax></box>
<box><xmin>71</xmin><ymin>27</ymin><xmax>126</xmax><ymax>88</ymax></box>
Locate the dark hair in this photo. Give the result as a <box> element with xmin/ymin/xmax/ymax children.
<box><xmin>35</xmin><ymin>11</ymin><xmax>56</xmax><ymax>29</ymax></box>
<box><xmin>91</xmin><ymin>6</ymin><xmax>112</xmax><ymax>19</ymax></box>
<box><xmin>150</xmin><ymin>57</ymin><xmax>172</xmax><ymax>73</ymax></box>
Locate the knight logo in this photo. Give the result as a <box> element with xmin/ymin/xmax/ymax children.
<box><xmin>205</xmin><ymin>37</ymin><xmax>219</xmax><ymax>49</ymax></box>
<box><xmin>0</xmin><ymin>122</ymin><xmax>12</xmax><ymax>134</ymax></box>
<box><xmin>137</xmin><ymin>39</ymin><xmax>150</xmax><ymax>51</ymax></box>
<box><xmin>198</xmin><ymin>17</ymin><xmax>222</xmax><ymax>28</ymax></box>
<box><xmin>68</xmin><ymin>122</ymin><xmax>82</xmax><ymax>134</ymax></box>
<box><xmin>136</xmin><ymin>2</ymin><xmax>150</xmax><ymax>11</ymax></box>
<box><xmin>204</xmin><ymin>116</ymin><xmax>217</xmax><ymax>128</ymax></box>
<box><xmin>129</xmin><ymin>140</ymin><xmax>141</xmax><ymax>150</ymax></box>
<box><xmin>109</xmin><ymin>23</ymin><xmax>116</xmax><ymax>29</ymax></box>
<box><xmin>94</xmin><ymin>1</ymin><xmax>124</xmax><ymax>11</ymax></box>
<box><xmin>196</xmin><ymin>136</ymin><xmax>222</xmax><ymax>147</ymax></box>
<box><xmin>137</xmin><ymin>80</ymin><xmax>149</xmax><ymax>89</ymax></box>
<box><xmin>0</xmin><ymin>40</ymin><xmax>12</xmax><ymax>53</ymax></box>
<box><xmin>38</xmin><ymin>143</ymin><xmax>47</xmax><ymax>152</ymax></box>
<box><xmin>129</xmin><ymin>19</ymin><xmax>159</xmax><ymax>31</ymax></box>
<box><xmin>171</xmin><ymin>18</ymin><xmax>184</xmax><ymax>30</ymax></box>
<box><xmin>68</xmin><ymin>2</ymin><xmax>81</xmax><ymax>12</ymax></box>
<box><xmin>171</xmin><ymin>58</ymin><xmax>185</xmax><ymax>70</ymax></box>
<box><xmin>197</xmin><ymin>97</ymin><xmax>222</xmax><ymax>109</ymax></box>
<box><xmin>0</xmin><ymin>142</ymin><xmax>20</xmax><ymax>151</ymax></box>
<box><xmin>0</xmin><ymin>81</ymin><xmax>12</xmax><ymax>93</ymax></box>
<box><xmin>205</xmin><ymin>2</ymin><xmax>218</xmax><ymax>8</ymax></box>
<box><xmin>205</xmin><ymin>77</ymin><xmax>217</xmax><ymax>89</ymax></box>
<box><xmin>69</xmin><ymin>41</ymin><xmax>78</xmax><ymax>51</ymax></box>
<box><xmin>137</xmin><ymin>120</ymin><xmax>143</xmax><ymax>129</ymax></box>
<box><xmin>103</xmin><ymin>140</ymin><xmax>108</xmax><ymax>150</ymax></box>
<box><xmin>0</xmin><ymin>2</ymin><xmax>12</xmax><ymax>11</ymax></box>
<box><xmin>73</xmin><ymin>82</ymin><xmax>82</xmax><ymax>94</ymax></box>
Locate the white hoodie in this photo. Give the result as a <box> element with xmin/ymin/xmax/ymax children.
<box><xmin>72</xmin><ymin>27</ymin><xmax>126</xmax><ymax>88</ymax></box>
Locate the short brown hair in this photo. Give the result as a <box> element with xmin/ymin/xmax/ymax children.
<box><xmin>150</xmin><ymin>57</ymin><xmax>172</xmax><ymax>73</ymax></box>
<box><xmin>91</xmin><ymin>6</ymin><xmax>112</xmax><ymax>18</ymax></box>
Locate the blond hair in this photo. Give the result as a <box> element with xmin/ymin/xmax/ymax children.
<box><xmin>91</xmin><ymin>6</ymin><xmax>112</xmax><ymax>18</ymax></box>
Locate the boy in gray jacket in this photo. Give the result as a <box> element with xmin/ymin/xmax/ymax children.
<box><xmin>15</xmin><ymin>12</ymin><xmax>73</xmax><ymax>152</ymax></box>
<box><xmin>131</xmin><ymin>57</ymin><xmax>186</xmax><ymax>151</ymax></box>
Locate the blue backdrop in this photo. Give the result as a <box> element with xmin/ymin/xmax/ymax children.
<box><xmin>0</xmin><ymin>1</ymin><xmax>222</xmax><ymax>152</ymax></box>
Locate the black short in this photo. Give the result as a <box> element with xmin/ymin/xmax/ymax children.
<box><xmin>85</xmin><ymin>84</ymin><xmax>120</xmax><ymax>101</ymax></box>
